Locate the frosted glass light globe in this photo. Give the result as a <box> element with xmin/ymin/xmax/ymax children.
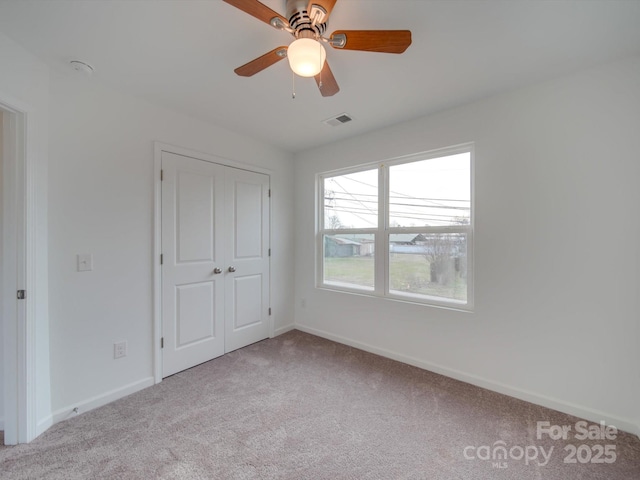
<box><xmin>287</xmin><ymin>38</ymin><xmax>326</xmax><ymax>77</ymax></box>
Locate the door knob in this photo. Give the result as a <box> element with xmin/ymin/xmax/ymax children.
<box><xmin>213</xmin><ymin>267</ymin><xmax>222</xmax><ymax>274</ymax></box>
<box><xmin>228</xmin><ymin>266</ymin><xmax>236</xmax><ymax>273</ymax></box>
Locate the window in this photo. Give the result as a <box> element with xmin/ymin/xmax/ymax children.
<box><xmin>318</xmin><ymin>145</ymin><xmax>473</xmax><ymax>309</ymax></box>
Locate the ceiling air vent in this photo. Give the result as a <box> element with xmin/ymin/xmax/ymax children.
<box><xmin>323</xmin><ymin>113</ymin><xmax>353</xmax><ymax>127</ymax></box>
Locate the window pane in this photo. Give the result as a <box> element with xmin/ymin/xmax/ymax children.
<box><xmin>323</xmin><ymin>234</ymin><xmax>375</xmax><ymax>290</ymax></box>
<box><xmin>389</xmin><ymin>153</ymin><xmax>470</xmax><ymax>227</ymax></box>
<box><xmin>389</xmin><ymin>233</ymin><xmax>467</xmax><ymax>303</ymax></box>
<box><xmin>324</xmin><ymin>169</ymin><xmax>378</xmax><ymax>229</ymax></box>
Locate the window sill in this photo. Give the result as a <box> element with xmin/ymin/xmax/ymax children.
<box><xmin>316</xmin><ymin>284</ymin><xmax>474</xmax><ymax>313</ymax></box>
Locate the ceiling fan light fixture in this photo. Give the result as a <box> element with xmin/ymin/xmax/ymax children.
<box><xmin>287</xmin><ymin>38</ymin><xmax>326</xmax><ymax>77</ymax></box>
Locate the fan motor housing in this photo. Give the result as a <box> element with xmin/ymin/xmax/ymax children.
<box><xmin>286</xmin><ymin>0</ymin><xmax>327</xmax><ymax>37</ymax></box>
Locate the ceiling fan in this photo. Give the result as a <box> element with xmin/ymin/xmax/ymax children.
<box><xmin>222</xmin><ymin>0</ymin><xmax>412</xmax><ymax>97</ymax></box>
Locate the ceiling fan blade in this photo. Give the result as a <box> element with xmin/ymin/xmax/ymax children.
<box><xmin>222</xmin><ymin>0</ymin><xmax>288</xmax><ymax>29</ymax></box>
<box><xmin>315</xmin><ymin>60</ymin><xmax>339</xmax><ymax>97</ymax></box>
<box><xmin>329</xmin><ymin>30</ymin><xmax>412</xmax><ymax>53</ymax></box>
<box><xmin>307</xmin><ymin>0</ymin><xmax>337</xmax><ymax>24</ymax></box>
<box><xmin>234</xmin><ymin>46</ymin><xmax>288</xmax><ymax>77</ymax></box>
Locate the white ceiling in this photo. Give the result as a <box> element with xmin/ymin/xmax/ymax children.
<box><xmin>1</xmin><ymin>0</ymin><xmax>639</xmax><ymax>153</ymax></box>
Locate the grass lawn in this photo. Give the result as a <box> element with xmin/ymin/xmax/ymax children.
<box><xmin>324</xmin><ymin>254</ymin><xmax>467</xmax><ymax>301</ymax></box>
<box><xmin>324</xmin><ymin>256</ymin><xmax>375</xmax><ymax>288</ymax></box>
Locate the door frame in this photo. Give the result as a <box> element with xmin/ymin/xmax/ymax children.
<box><xmin>1</xmin><ymin>96</ymin><xmax>36</xmax><ymax>444</ymax></box>
<box><xmin>152</xmin><ymin>142</ymin><xmax>273</xmax><ymax>384</ymax></box>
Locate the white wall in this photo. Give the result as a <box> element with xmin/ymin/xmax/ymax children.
<box><xmin>0</xmin><ymin>31</ymin><xmax>51</xmax><ymax>440</ymax></box>
<box><xmin>2</xmin><ymin>27</ymin><xmax>295</xmax><ymax>432</ymax></box>
<box><xmin>294</xmin><ymin>55</ymin><xmax>640</xmax><ymax>435</ymax></box>
<box><xmin>0</xmin><ymin>111</ymin><xmax>4</xmax><ymax>430</ymax></box>
<box><xmin>48</xmin><ymin>69</ymin><xmax>295</xmax><ymax>419</ymax></box>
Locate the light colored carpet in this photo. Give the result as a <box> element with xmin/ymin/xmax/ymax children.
<box><xmin>1</xmin><ymin>330</ymin><xmax>639</xmax><ymax>479</ymax></box>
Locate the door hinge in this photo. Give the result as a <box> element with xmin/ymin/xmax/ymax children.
<box><xmin>17</xmin><ymin>290</ymin><xmax>26</xmax><ymax>300</ymax></box>
<box><xmin>268</xmin><ymin>248</ymin><xmax>271</xmax><ymax>257</ymax></box>
<box><xmin>268</xmin><ymin>307</ymin><xmax>272</xmax><ymax>316</ymax></box>
<box><xmin>268</xmin><ymin>189</ymin><xmax>271</xmax><ymax>198</ymax></box>
<box><xmin>160</xmin><ymin>254</ymin><xmax>164</xmax><ymax>265</ymax></box>
<box><xmin>161</xmin><ymin>337</ymin><xmax>164</xmax><ymax>349</ymax></box>
<box><xmin>160</xmin><ymin>169</ymin><xmax>164</xmax><ymax>181</ymax></box>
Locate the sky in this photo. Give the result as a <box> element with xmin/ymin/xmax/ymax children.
<box><xmin>324</xmin><ymin>152</ymin><xmax>471</xmax><ymax>229</ymax></box>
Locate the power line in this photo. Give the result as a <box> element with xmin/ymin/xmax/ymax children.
<box><xmin>326</xmin><ymin>205</ymin><xmax>465</xmax><ymax>219</ymax></box>
<box><xmin>326</xmin><ymin>209</ymin><xmax>465</xmax><ymax>225</ymax></box>
<box><xmin>327</xmin><ymin>196</ymin><xmax>470</xmax><ymax>212</ymax></box>
<box><xmin>328</xmin><ymin>179</ymin><xmax>378</xmax><ymax>220</ymax></box>
<box><xmin>327</xmin><ymin>194</ymin><xmax>470</xmax><ymax>205</ymax></box>
<box><xmin>326</xmin><ymin>185</ymin><xmax>376</xmax><ymax>227</ymax></box>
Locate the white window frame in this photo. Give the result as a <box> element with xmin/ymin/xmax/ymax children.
<box><xmin>316</xmin><ymin>143</ymin><xmax>474</xmax><ymax>311</ymax></box>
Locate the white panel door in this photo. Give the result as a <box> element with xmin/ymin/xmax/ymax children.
<box><xmin>224</xmin><ymin>168</ymin><xmax>270</xmax><ymax>352</ymax></box>
<box><xmin>162</xmin><ymin>152</ymin><xmax>270</xmax><ymax>377</ymax></box>
<box><xmin>162</xmin><ymin>152</ymin><xmax>225</xmax><ymax>377</ymax></box>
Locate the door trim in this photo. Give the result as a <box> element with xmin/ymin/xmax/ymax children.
<box><xmin>152</xmin><ymin>142</ymin><xmax>273</xmax><ymax>384</ymax></box>
<box><xmin>1</xmin><ymin>95</ymin><xmax>36</xmax><ymax>444</ymax></box>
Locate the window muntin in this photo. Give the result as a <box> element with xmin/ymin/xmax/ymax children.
<box><xmin>318</xmin><ymin>145</ymin><xmax>473</xmax><ymax>309</ymax></box>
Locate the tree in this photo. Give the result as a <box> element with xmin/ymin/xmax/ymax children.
<box><xmin>327</xmin><ymin>215</ymin><xmax>343</xmax><ymax>229</ymax></box>
<box><xmin>423</xmin><ymin>234</ymin><xmax>458</xmax><ymax>285</ymax></box>
<box><xmin>423</xmin><ymin>217</ymin><xmax>468</xmax><ymax>285</ymax></box>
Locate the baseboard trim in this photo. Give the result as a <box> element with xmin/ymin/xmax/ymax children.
<box><xmin>1</xmin><ymin>416</ymin><xmax>51</xmax><ymax>439</ymax></box>
<box><xmin>295</xmin><ymin>325</ymin><xmax>640</xmax><ymax>438</ymax></box>
<box><xmin>36</xmin><ymin>414</ymin><xmax>53</xmax><ymax>437</ymax></box>
<box><xmin>273</xmin><ymin>324</ymin><xmax>295</xmax><ymax>337</ymax></box>
<box><xmin>51</xmin><ymin>377</ymin><xmax>155</xmax><ymax>425</ymax></box>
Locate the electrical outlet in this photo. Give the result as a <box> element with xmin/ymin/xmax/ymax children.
<box><xmin>114</xmin><ymin>341</ymin><xmax>127</xmax><ymax>359</ymax></box>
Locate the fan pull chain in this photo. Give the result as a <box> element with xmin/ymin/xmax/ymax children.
<box><xmin>318</xmin><ymin>41</ymin><xmax>323</xmax><ymax>89</ymax></box>
<box><xmin>292</xmin><ymin>70</ymin><xmax>296</xmax><ymax>99</ymax></box>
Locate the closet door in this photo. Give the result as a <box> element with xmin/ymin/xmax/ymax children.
<box><xmin>224</xmin><ymin>168</ymin><xmax>270</xmax><ymax>352</ymax></box>
<box><xmin>161</xmin><ymin>152</ymin><xmax>270</xmax><ymax>377</ymax></box>
<box><xmin>161</xmin><ymin>152</ymin><xmax>226</xmax><ymax>377</ymax></box>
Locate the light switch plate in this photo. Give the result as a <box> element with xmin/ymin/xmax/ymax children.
<box><xmin>77</xmin><ymin>254</ymin><xmax>93</xmax><ymax>272</ymax></box>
